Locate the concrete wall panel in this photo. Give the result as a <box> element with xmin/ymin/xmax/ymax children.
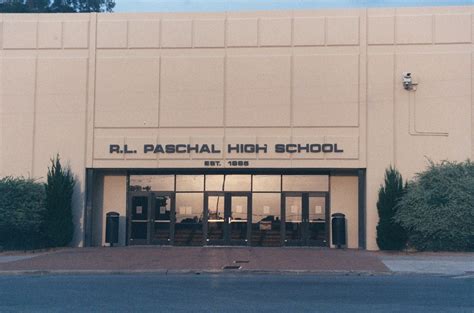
<box><xmin>3</xmin><ymin>20</ymin><xmax>37</xmax><ymax>49</ymax></box>
<box><xmin>226</xmin><ymin>55</ymin><xmax>291</xmax><ymax>126</ymax></box>
<box><xmin>97</xmin><ymin>20</ymin><xmax>128</xmax><ymax>48</ymax></box>
<box><xmin>193</xmin><ymin>18</ymin><xmax>225</xmax><ymax>48</ymax></box>
<box><xmin>259</xmin><ymin>17</ymin><xmax>292</xmax><ymax>46</ymax></box>
<box><xmin>161</xmin><ymin>19</ymin><xmax>193</xmax><ymax>48</ymax></box>
<box><xmin>38</xmin><ymin>21</ymin><xmax>62</xmax><ymax>49</ymax></box>
<box><xmin>95</xmin><ymin>57</ymin><xmax>160</xmax><ymax>127</ymax></box>
<box><xmin>330</xmin><ymin>176</ymin><xmax>359</xmax><ymax>249</ymax></box>
<box><xmin>160</xmin><ymin>56</ymin><xmax>224</xmax><ymax>127</ymax></box>
<box><xmin>62</xmin><ymin>20</ymin><xmax>89</xmax><ymax>49</ymax></box>
<box><xmin>128</xmin><ymin>19</ymin><xmax>160</xmax><ymax>48</ymax></box>
<box><xmin>227</xmin><ymin>18</ymin><xmax>258</xmax><ymax>47</ymax></box>
<box><xmin>327</xmin><ymin>16</ymin><xmax>359</xmax><ymax>45</ymax></box>
<box><xmin>293</xmin><ymin>17</ymin><xmax>325</xmax><ymax>46</ymax></box>
<box><xmin>293</xmin><ymin>54</ymin><xmax>360</xmax><ymax>127</ymax></box>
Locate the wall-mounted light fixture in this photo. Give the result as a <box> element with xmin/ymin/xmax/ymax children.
<box><xmin>403</xmin><ymin>72</ymin><xmax>418</xmax><ymax>91</ymax></box>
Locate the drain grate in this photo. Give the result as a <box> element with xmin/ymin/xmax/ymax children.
<box><xmin>233</xmin><ymin>260</ymin><xmax>250</xmax><ymax>264</ymax></box>
<box><xmin>223</xmin><ymin>265</ymin><xmax>241</xmax><ymax>270</ymax></box>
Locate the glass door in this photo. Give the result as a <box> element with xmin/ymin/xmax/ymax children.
<box><xmin>227</xmin><ymin>194</ymin><xmax>251</xmax><ymax>245</ymax></box>
<box><xmin>150</xmin><ymin>193</ymin><xmax>174</xmax><ymax>245</ymax></box>
<box><xmin>205</xmin><ymin>192</ymin><xmax>250</xmax><ymax>245</ymax></box>
<box><xmin>282</xmin><ymin>192</ymin><xmax>329</xmax><ymax>246</ymax></box>
<box><xmin>128</xmin><ymin>192</ymin><xmax>152</xmax><ymax>245</ymax></box>
<box><xmin>205</xmin><ymin>192</ymin><xmax>226</xmax><ymax>245</ymax></box>
<box><xmin>307</xmin><ymin>193</ymin><xmax>329</xmax><ymax>246</ymax></box>
<box><xmin>283</xmin><ymin>193</ymin><xmax>304</xmax><ymax>246</ymax></box>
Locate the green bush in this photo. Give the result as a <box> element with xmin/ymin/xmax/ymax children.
<box><xmin>376</xmin><ymin>167</ymin><xmax>408</xmax><ymax>250</ymax></box>
<box><xmin>395</xmin><ymin>160</ymin><xmax>474</xmax><ymax>251</ymax></box>
<box><xmin>44</xmin><ymin>155</ymin><xmax>75</xmax><ymax>247</ymax></box>
<box><xmin>0</xmin><ymin>177</ymin><xmax>46</xmax><ymax>249</ymax></box>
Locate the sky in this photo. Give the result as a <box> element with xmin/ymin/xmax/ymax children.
<box><xmin>114</xmin><ymin>0</ymin><xmax>473</xmax><ymax>13</ymax></box>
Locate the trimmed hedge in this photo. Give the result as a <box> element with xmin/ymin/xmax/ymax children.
<box><xmin>0</xmin><ymin>177</ymin><xmax>46</xmax><ymax>249</ymax></box>
<box><xmin>395</xmin><ymin>160</ymin><xmax>474</xmax><ymax>251</ymax></box>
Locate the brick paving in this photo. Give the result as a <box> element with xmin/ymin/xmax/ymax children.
<box><xmin>0</xmin><ymin>247</ymin><xmax>389</xmax><ymax>273</ymax></box>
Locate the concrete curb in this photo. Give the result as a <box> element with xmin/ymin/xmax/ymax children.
<box><xmin>0</xmin><ymin>269</ymin><xmax>392</xmax><ymax>276</ymax></box>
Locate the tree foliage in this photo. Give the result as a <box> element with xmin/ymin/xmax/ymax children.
<box><xmin>395</xmin><ymin>160</ymin><xmax>474</xmax><ymax>251</ymax></box>
<box><xmin>0</xmin><ymin>0</ymin><xmax>115</xmax><ymax>13</ymax></box>
<box><xmin>0</xmin><ymin>177</ymin><xmax>46</xmax><ymax>249</ymax></box>
<box><xmin>376</xmin><ymin>166</ymin><xmax>408</xmax><ymax>250</ymax></box>
<box><xmin>44</xmin><ymin>155</ymin><xmax>76</xmax><ymax>247</ymax></box>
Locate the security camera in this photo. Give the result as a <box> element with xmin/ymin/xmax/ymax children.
<box><xmin>403</xmin><ymin>72</ymin><xmax>417</xmax><ymax>91</ymax></box>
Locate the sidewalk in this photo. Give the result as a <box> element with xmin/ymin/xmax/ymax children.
<box><xmin>378</xmin><ymin>252</ymin><xmax>474</xmax><ymax>276</ymax></box>
<box><xmin>0</xmin><ymin>247</ymin><xmax>472</xmax><ymax>276</ymax></box>
<box><xmin>0</xmin><ymin>247</ymin><xmax>388</xmax><ymax>274</ymax></box>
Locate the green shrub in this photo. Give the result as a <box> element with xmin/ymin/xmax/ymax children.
<box><xmin>395</xmin><ymin>160</ymin><xmax>474</xmax><ymax>251</ymax></box>
<box><xmin>376</xmin><ymin>167</ymin><xmax>408</xmax><ymax>250</ymax></box>
<box><xmin>0</xmin><ymin>177</ymin><xmax>46</xmax><ymax>249</ymax></box>
<box><xmin>43</xmin><ymin>155</ymin><xmax>76</xmax><ymax>247</ymax></box>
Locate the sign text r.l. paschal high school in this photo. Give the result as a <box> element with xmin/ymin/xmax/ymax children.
<box><xmin>109</xmin><ymin>143</ymin><xmax>344</xmax><ymax>155</ymax></box>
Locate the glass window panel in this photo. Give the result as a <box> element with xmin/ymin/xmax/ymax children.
<box><xmin>230</xmin><ymin>196</ymin><xmax>248</xmax><ymax>241</ymax></box>
<box><xmin>207</xmin><ymin>195</ymin><xmax>225</xmax><ymax>242</ymax></box>
<box><xmin>153</xmin><ymin>195</ymin><xmax>171</xmax><ymax>242</ymax></box>
<box><xmin>205</xmin><ymin>175</ymin><xmax>224</xmax><ymax>191</ymax></box>
<box><xmin>252</xmin><ymin>175</ymin><xmax>281</xmax><ymax>192</ymax></box>
<box><xmin>308</xmin><ymin>196</ymin><xmax>326</xmax><ymax>221</ymax></box>
<box><xmin>285</xmin><ymin>196</ymin><xmax>303</xmax><ymax>242</ymax></box>
<box><xmin>285</xmin><ymin>196</ymin><xmax>302</xmax><ymax>222</ymax></box>
<box><xmin>224</xmin><ymin>175</ymin><xmax>251</xmax><ymax>191</ymax></box>
<box><xmin>175</xmin><ymin>193</ymin><xmax>204</xmax><ymax>246</ymax></box>
<box><xmin>129</xmin><ymin>175</ymin><xmax>175</xmax><ymax>191</ymax></box>
<box><xmin>176</xmin><ymin>175</ymin><xmax>204</xmax><ymax>191</ymax></box>
<box><xmin>154</xmin><ymin>196</ymin><xmax>171</xmax><ymax>221</ymax></box>
<box><xmin>231</xmin><ymin>196</ymin><xmax>248</xmax><ymax>221</ymax></box>
<box><xmin>251</xmin><ymin>193</ymin><xmax>281</xmax><ymax>246</ymax></box>
<box><xmin>282</xmin><ymin>175</ymin><xmax>329</xmax><ymax>192</ymax></box>
<box><xmin>175</xmin><ymin>193</ymin><xmax>203</xmax><ymax>223</ymax></box>
<box><xmin>252</xmin><ymin>193</ymin><xmax>281</xmax><ymax>223</ymax></box>
<box><xmin>207</xmin><ymin>195</ymin><xmax>225</xmax><ymax>221</ymax></box>
<box><xmin>308</xmin><ymin>196</ymin><xmax>327</xmax><ymax>242</ymax></box>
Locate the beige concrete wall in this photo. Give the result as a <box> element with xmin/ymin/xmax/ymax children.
<box><xmin>92</xmin><ymin>171</ymin><xmax>127</xmax><ymax>246</ymax></box>
<box><xmin>0</xmin><ymin>14</ymin><xmax>91</xmax><ymax>246</ymax></box>
<box><xmin>1</xmin><ymin>6</ymin><xmax>473</xmax><ymax>248</ymax></box>
<box><xmin>330</xmin><ymin>176</ymin><xmax>359</xmax><ymax>249</ymax></box>
<box><xmin>365</xmin><ymin>6</ymin><xmax>474</xmax><ymax>250</ymax></box>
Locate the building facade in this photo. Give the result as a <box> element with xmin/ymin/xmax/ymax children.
<box><xmin>0</xmin><ymin>6</ymin><xmax>473</xmax><ymax>250</ymax></box>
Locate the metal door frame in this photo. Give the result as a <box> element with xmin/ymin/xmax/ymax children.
<box><xmin>282</xmin><ymin>192</ymin><xmax>330</xmax><ymax>246</ymax></box>
<box><xmin>204</xmin><ymin>192</ymin><xmax>251</xmax><ymax>246</ymax></box>
<box><xmin>282</xmin><ymin>192</ymin><xmax>305</xmax><ymax>246</ymax></box>
<box><xmin>204</xmin><ymin>191</ymin><xmax>226</xmax><ymax>245</ymax></box>
<box><xmin>306</xmin><ymin>192</ymin><xmax>330</xmax><ymax>247</ymax></box>
<box><xmin>127</xmin><ymin>191</ymin><xmax>153</xmax><ymax>245</ymax></box>
<box><xmin>150</xmin><ymin>192</ymin><xmax>176</xmax><ymax>246</ymax></box>
<box><xmin>226</xmin><ymin>192</ymin><xmax>252</xmax><ymax>246</ymax></box>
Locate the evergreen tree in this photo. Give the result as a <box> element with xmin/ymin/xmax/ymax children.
<box><xmin>376</xmin><ymin>166</ymin><xmax>408</xmax><ymax>250</ymax></box>
<box><xmin>44</xmin><ymin>155</ymin><xmax>75</xmax><ymax>247</ymax></box>
<box><xmin>0</xmin><ymin>0</ymin><xmax>115</xmax><ymax>13</ymax></box>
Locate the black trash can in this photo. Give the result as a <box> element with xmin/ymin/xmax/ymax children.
<box><xmin>331</xmin><ymin>213</ymin><xmax>346</xmax><ymax>248</ymax></box>
<box><xmin>105</xmin><ymin>212</ymin><xmax>120</xmax><ymax>247</ymax></box>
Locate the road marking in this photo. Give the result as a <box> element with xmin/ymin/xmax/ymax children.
<box><xmin>451</xmin><ymin>274</ymin><xmax>474</xmax><ymax>280</ymax></box>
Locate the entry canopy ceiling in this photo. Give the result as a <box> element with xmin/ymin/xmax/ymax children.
<box><xmin>116</xmin><ymin>0</ymin><xmax>473</xmax><ymax>12</ymax></box>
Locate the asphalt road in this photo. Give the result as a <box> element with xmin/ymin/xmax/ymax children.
<box><xmin>0</xmin><ymin>274</ymin><xmax>472</xmax><ymax>313</ymax></box>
